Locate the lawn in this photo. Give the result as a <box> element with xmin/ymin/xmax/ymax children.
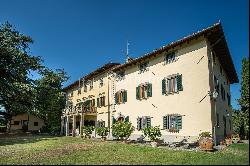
<box><xmin>0</xmin><ymin>136</ymin><xmax>249</xmax><ymax>165</ymax></box>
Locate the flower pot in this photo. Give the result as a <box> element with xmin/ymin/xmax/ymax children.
<box><xmin>225</xmin><ymin>139</ymin><xmax>232</xmax><ymax>146</ymax></box>
<box><xmin>151</xmin><ymin>141</ymin><xmax>158</xmax><ymax>147</ymax></box>
<box><xmin>199</xmin><ymin>137</ymin><xmax>213</xmax><ymax>150</ymax></box>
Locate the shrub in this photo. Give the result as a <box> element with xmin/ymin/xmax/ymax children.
<box><xmin>199</xmin><ymin>131</ymin><xmax>212</xmax><ymax>138</ymax></box>
<box><xmin>143</xmin><ymin>126</ymin><xmax>162</xmax><ymax>142</ymax></box>
<box><xmin>96</xmin><ymin>127</ymin><xmax>109</xmax><ymax>139</ymax></box>
<box><xmin>82</xmin><ymin>125</ymin><xmax>95</xmax><ymax>138</ymax></box>
<box><xmin>112</xmin><ymin>121</ymin><xmax>135</xmax><ymax>141</ymax></box>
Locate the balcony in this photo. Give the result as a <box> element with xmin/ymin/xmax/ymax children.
<box><xmin>83</xmin><ymin>107</ymin><xmax>97</xmax><ymax>114</ymax></box>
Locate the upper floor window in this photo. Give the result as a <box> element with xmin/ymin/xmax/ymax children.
<box><xmin>97</xmin><ymin>96</ymin><xmax>105</xmax><ymax>107</ymax></box>
<box><xmin>221</xmin><ymin>84</ymin><xmax>226</xmax><ymax>101</ymax></box>
<box><xmin>136</xmin><ymin>83</ymin><xmax>152</xmax><ymax>100</ymax></box>
<box><xmin>89</xmin><ymin>80</ymin><xmax>93</xmax><ymax>90</ymax></box>
<box><xmin>137</xmin><ymin>116</ymin><xmax>151</xmax><ymax>130</ymax></box>
<box><xmin>227</xmin><ymin>93</ymin><xmax>231</xmax><ymax>106</ymax></box>
<box><xmin>162</xmin><ymin>74</ymin><xmax>183</xmax><ymax>95</ymax></box>
<box><xmin>83</xmin><ymin>99</ymin><xmax>95</xmax><ymax>112</ymax></box>
<box><xmin>99</xmin><ymin>78</ymin><xmax>104</xmax><ymax>87</ymax></box>
<box><xmin>83</xmin><ymin>81</ymin><xmax>87</xmax><ymax>92</ymax></box>
<box><xmin>138</xmin><ymin>61</ymin><xmax>149</xmax><ymax>73</ymax></box>
<box><xmin>165</xmin><ymin>52</ymin><xmax>176</xmax><ymax>64</ymax></box>
<box><xmin>70</xmin><ymin>92</ymin><xmax>74</xmax><ymax>97</ymax></box>
<box><xmin>116</xmin><ymin>71</ymin><xmax>125</xmax><ymax>81</ymax></box>
<box><xmin>163</xmin><ymin>114</ymin><xmax>182</xmax><ymax>132</ymax></box>
<box><xmin>214</xmin><ymin>75</ymin><xmax>219</xmax><ymax>92</ymax></box>
<box><xmin>115</xmin><ymin>90</ymin><xmax>127</xmax><ymax>104</ymax></box>
<box><xmin>77</xmin><ymin>89</ymin><xmax>81</xmax><ymax>95</ymax></box>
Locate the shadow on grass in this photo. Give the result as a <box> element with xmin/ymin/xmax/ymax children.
<box><xmin>0</xmin><ymin>134</ymin><xmax>63</xmax><ymax>146</ymax></box>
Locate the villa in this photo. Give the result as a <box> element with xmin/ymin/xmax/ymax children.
<box><xmin>61</xmin><ymin>22</ymin><xmax>238</xmax><ymax>144</ymax></box>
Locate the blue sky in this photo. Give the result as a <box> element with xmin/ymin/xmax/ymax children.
<box><xmin>0</xmin><ymin>0</ymin><xmax>249</xmax><ymax>110</ymax></box>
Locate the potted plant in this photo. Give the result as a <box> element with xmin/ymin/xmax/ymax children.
<box><xmin>198</xmin><ymin>131</ymin><xmax>213</xmax><ymax>151</ymax></box>
<box><xmin>82</xmin><ymin>126</ymin><xmax>95</xmax><ymax>139</ymax></box>
<box><xmin>143</xmin><ymin>126</ymin><xmax>162</xmax><ymax>147</ymax></box>
<box><xmin>96</xmin><ymin>127</ymin><xmax>109</xmax><ymax>140</ymax></box>
<box><xmin>112</xmin><ymin>121</ymin><xmax>135</xmax><ymax>143</ymax></box>
<box><xmin>225</xmin><ymin>135</ymin><xmax>232</xmax><ymax>146</ymax></box>
<box><xmin>232</xmin><ymin>133</ymin><xmax>240</xmax><ymax>143</ymax></box>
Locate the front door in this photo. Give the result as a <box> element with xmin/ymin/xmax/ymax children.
<box><xmin>22</xmin><ymin>120</ymin><xmax>28</xmax><ymax>132</ymax></box>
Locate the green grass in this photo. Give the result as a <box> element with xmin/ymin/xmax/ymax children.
<box><xmin>0</xmin><ymin>136</ymin><xmax>249</xmax><ymax>165</ymax></box>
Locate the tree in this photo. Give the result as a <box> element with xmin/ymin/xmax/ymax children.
<box><xmin>35</xmin><ymin>69</ymin><xmax>68</xmax><ymax>133</ymax></box>
<box><xmin>0</xmin><ymin>22</ymin><xmax>43</xmax><ymax>131</ymax></box>
<box><xmin>235</xmin><ymin>57</ymin><xmax>249</xmax><ymax>139</ymax></box>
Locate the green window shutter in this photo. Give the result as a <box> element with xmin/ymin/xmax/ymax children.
<box><xmin>147</xmin><ymin>83</ymin><xmax>152</xmax><ymax>97</ymax></box>
<box><xmin>112</xmin><ymin>117</ymin><xmax>116</xmax><ymax>124</ymax></box>
<box><xmin>97</xmin><ymin>98</ymin><xmax>100</xmax><ymax>107</ymax></box>
<box><xmin>125</xmin><ymin>116</ymin><xmax>129</xmax><ymax>122</ymax></box>
<box><xmin>163</xmin><ymin>116</ymin><xmax>167</xmax><ymax>129</ymax></box>
<box><xmin>162</xmin><ymin>79</ymin><xmax>166</xmax><ymax>95</ymax></box>
<box><xmin>123</xmin><ymin>90</ymin><xmax>127</xmax><ymax>103</ymax></box>
<box><xmin>115</xmin><ymin>93</ymin><xmax>118</xmax><ymax>104</ymax></box>
<box><xmin>177</xmin><ymin>116</ymin><xmax>182</xmax><ymax>129</ymax></box>
<box><xmin>92</xmin><ymin>99</ymin><xmax>95</xmax><ymax>107</ymax></box>
<box><xmin>177</xmin><ymin>74</ymin><xmax>183</xmax><ymax>91</ymax></box>
<box><xmin>136</xmin><ymin>86</ymin><xmax>140</xmax><ymax>100</ymax></box>
<box><xmin>137</xmin><ymin>118</ymin><xmax>141</xmax><ymax>130</ymax></box>
<box><xmin>103</xmin><ymin>96</ymin><xmax>105</xmax><ymax>106</ymax></box>
<box><xmin>146</xmin><ymin>116</ymin><xmax>151</xmax><ymax>128</ymax></box>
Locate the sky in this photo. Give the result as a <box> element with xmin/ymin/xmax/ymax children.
<box><xmin>0</xmin><ymin>0</ymin><xmax>249</xmax><ymax>110</ymax></box>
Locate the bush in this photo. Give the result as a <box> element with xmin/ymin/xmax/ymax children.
<box><xmin>143</xmin><ymin>126</ymin><xmax>162</xmax><ymax>142</ymax></box>
<box><xmin>112</xmin><ymin>121</ymin><xmax>135</xmax><ymax>141</ymax></box>
<box><xmin>199</xmin><ymin>131</ymin><xmax>212</xmax><ymax>138</ymax></box>
<box><xmin>82</xmin><ymin>126</ymin><xmax>95</xmax><ymax>138</ymax></box>
<box><xmin>96</xmin><ymin>127</ymin><xmax>109</xmax><ymax>139</ymax></box>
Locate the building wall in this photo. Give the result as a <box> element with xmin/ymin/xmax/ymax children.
<box><xmin>207</xmin><ymin>41</ymin><xmax>233</xmax><ymax>143</ymax></box>
<box><xmin>112</xmin><ymin>37</ymin><xmax>213</xmax><ymax>142</ymax></box>
<box><xmin>65</xmin><ymin>70</ymin><xmax>111</xmax><ymax>127</ymax></box>
<box><xmin>10</xmin><ymin>113</ymin><xmax>45</xmax><ymax>131</ymax></box>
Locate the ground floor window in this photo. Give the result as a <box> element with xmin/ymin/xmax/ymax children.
<box><xmin>34</xmin><ymin>122</ymin><xmax>38</xmax><ymax>126</ymax></box>
<box><xmin>163</xmin><ymin>114</ymin><xmax>182</xmax><ymax>132</ymax></box>
<box><xmin>137</xmin><ymin>116</ymin><xmax>151</xmax><ymax>130</ymax></box>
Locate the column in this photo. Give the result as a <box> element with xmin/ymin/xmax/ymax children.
<box><xmin>60</xmin><ymin>116</ymin><xmax>64</xmax><ymax>135</ymax></box>
<box><xmin>80</xmin><ymin>113</ymin><xmax>84</xmax><ymax>137</ymax></box>
<box><xmin>66</xmin><ymin>116</ymin><xmax>69</xmax><ymax>136</ymax></box>
<box><xmin>72</xmin><ymin>115</ymin><xmax>76</xmax><ymax>137</ymax></box>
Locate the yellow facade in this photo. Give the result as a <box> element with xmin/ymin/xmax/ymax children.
<box><xmin>10</xmin><ymin>113</ymin><xmax>44</xmax><ymax>131</ymax></box>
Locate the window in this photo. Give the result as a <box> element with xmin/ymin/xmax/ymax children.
<box><xmin>137</xmin><ymin>116</ymin><xmax>151</xmax><ymax>130</ymax></box>
<box><xmin>84</xmin><ymin>82</ymin><xmax>87</xmax><ymax>92</ymax></box>
<box><xmin>216</xmin><ymin>113</ymin><xmax>220</xmax><ymax>127</ymax></box>
<box><xmin>99</xmin><ymin>78</ymin><xmax>104</xmax><ymax>87</ymax></box>
<box><xmin>214</xmin><ymin>76</ymin><xmax>219</xmax><ymax>94</ymax></box>
<box><xmin>34</xmin><ymin>122</ymin><xmax>38</xmax><ymax>126</ymax></box>
<box><xmin>116</xmin><ymin>71</ymin><xmax>125</xmax><ymax>81</ymax></box>
<box><xmin>115</xmin><ymin>90</ymin><xmax>127</xmax><ymax>104</ymax></box>
<box><xmin>89</xmin><ymin>80</ymin><xmax>93</xmax><ymax>90</ymax></box>
<box><xmin>136</xmin><ymin>83</ymin><xmax>152</xmax><ymax>100</ymax></box>
<box><xmin>163</xmin><ymin>114</ymin><xmax>182</xmax><ymax>132</ymax></box>
<box><xmin>14</xmin><ymin>121</ymin><xmax>20</xmax><ymax>125</ymax></box>
<box><xmin>70</xmin><ymin>92</ymin><xmax>73</xmax><ymax>97</ymax></box>
<box><xmin>97</xmin><ymin>96</ymin><xmax>105</xmax><ymax>107</ymax></box>
<box><xmin>83</xmin><ymin>99</ymin><xmax>96</xmax><ymax>112</ymax></box>
<box><xmin>165</xmin><ymin>52</ymin><xmax>176</xmax><ymax>64</ymax></box>
<box><xmin>221</xmin><ymin>84</ymin><xmax>226</xmax><ymax>100</ymax></box>
<box><xmin>138</xmin><ymin>62</ymin><xmax>149</xmax><ymax>73</ymax></box>
<box><xmin>162</xmin><ymin>74</ymin><xmax>183</xmax><ymax>95</ymax></box>
<box><xmin>97</xmin><ymin>120</ymin><xmax>105</xmax><ymax>127</ymax></box>
<box><xmin>77</xmin><ymin>89</ymin><xmax>81</xmax><ymax>95</ymax></box>
<box><xmin>227</xmin><ymin>93</ymin><xmax>231</xmax><ymax>106</ymax></box>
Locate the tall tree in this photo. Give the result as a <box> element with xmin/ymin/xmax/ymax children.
<box><xmin>35</xmin><ymin>69</ymin><xmax>68</xmax><ymax>133</ymax></box>
<box><xmin>237</xmin><ymin>57</ymin><xmax>249</xmax><ymax>139</ymax></box>
<box><xmin>0</xmin><ymin>22</ymin><xmax>43</xmax><ymax>130</ymax></box>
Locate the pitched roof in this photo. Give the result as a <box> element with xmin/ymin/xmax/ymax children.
<box><xmin>63</xmin><ymin>62</ymin><xmax>120</xmax><ymax>91</ymax></box>
<box><xmin>113</xmin><ymin>22</ymin><xmax>239</xmax><ymax>84</ymax></box>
